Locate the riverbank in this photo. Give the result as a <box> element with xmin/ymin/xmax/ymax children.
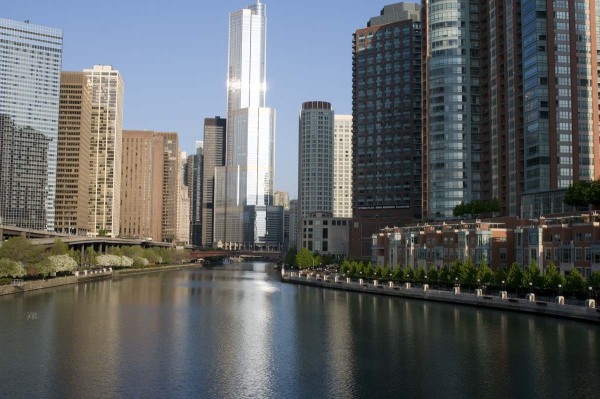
<box><xmin>0</xmin><ymin>263</ymin><xmax>201</xmax><ymax>296</ymax></box>
<box><xmin>281</xmin><ymin>271</ymin><xmax>600</xmax><ymax>324</ymax></box>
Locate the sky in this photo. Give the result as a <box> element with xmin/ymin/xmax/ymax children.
<box><xmin>5</xmin><ymin>0</ymin><xmax>419</xmax><ymax>199</ymax></box>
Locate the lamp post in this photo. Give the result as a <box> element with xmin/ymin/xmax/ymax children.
<box><xmin>502</xmin><ymin>280</ymin><xmax>505</xmax><ymax>291</ymax></box>
<box><xmin>558</xmin><ymin>284</ymin><xmax>562</xmax><ymax>296</ymax></box>
<box><xmin>589</xmin><ymin>286</ymin><xmax>593</xmax><ymax>299</ymax></box>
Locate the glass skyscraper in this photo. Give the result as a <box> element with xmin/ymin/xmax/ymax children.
<box><xmin>214</xmin><ymin>0</ymin><xmax>277</xmax><ymax>250</ymax></box>
<box><xmin>0</xmin><ymin>19</ymin><xmax>63</xmax><ymax>231</ymax></box>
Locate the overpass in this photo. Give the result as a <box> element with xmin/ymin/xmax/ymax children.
<box><xmin>0</xmin><ymin>224</ymin><xmax>67</xmax><ymax>240</ymax></box>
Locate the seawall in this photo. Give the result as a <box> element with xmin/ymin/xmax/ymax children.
<box><xmin>282</xmin><ymin>272</ymin><xmax>600</xmax><ymax>324</ymax></box>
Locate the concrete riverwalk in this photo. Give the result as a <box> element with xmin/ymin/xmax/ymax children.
<box><xmin>281</xmin><ymin>270</ymin><xmax>600</xmax><ymax>324</ymax></box>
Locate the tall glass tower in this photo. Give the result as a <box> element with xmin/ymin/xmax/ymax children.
<box><xmin>214</xmin><ymin>0</ymin><xmax>277</xmax><ymax>250</ymax></box>
<box><xmin>0</xmin><ymin>19</ymin><xmax>63</xmax><ymax>231</ymax></box>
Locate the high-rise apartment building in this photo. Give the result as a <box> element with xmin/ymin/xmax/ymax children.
<box><xmin>0</xmin><ymin>19</ymin><xmax>63</xmax><ymax>231</ymax></box>
<box><xmin>176</xmin><ymin>152</ymin><xmax>190</xmax><ymax>245</ymax></box>
<box><xmin>492</xmin><ymin>0</ymin><xmax>600</xmax><ymax>217</ymax></box>
<box><xmin>85</xmin><ymin>65</ymin><xmax>124</xmax><ymax>237</ymax></box>
<box><xmin>422</xmin><ymin>1</ymin><xmax>486</xmax><ymax>220</ymax></box>
<box><xmin>202</xmin><ymin>117</ymin><xmax>226</xmax><ymax>247</ymax></box>
<box><xmin>333</xmin><ymin>115</ymin><xmax>352</xmax><ymax>218</ymax></box>
<box><xmin>214</xmin><ymin>1</ymin><xmax>277</xmax><ymax>250</ymax></box>
<box><xmin>298</xmin><ymin>101</ymin><xmax>334</xmax><ymax>218</ymax></box>
<box><xmin>56</xmin><ymin>72</ymin><xmax>91</xmax><ymax>235</ymax></box>
<box><xmin>288</xmin><ymin>199</ymin><xmax>299</xmax><ymax>250</ymax></box>
<box><xmin>120</xmin><ymin>130</ymin><xmax>180</xmax><ymax>242</ymax></box>
<box><xmin>351</xmin><ymin>3</ymin><xmax>422</xmax><ymax>259</ymax></box>
<box><xmin>189</xmin><ymin>141</ymin><xmax>203</xmax><ymax>247</ymax></box>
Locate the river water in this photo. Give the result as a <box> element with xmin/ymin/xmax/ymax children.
<box><xmin>1</xmin><ymin>262</ymin><xmax>598</xmax><ymax>398</ymax></box>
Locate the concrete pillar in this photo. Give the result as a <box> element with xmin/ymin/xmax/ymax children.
<box><xmin>84</xmin><ymin>270</ymin><xmax>88</xmax><ymax>276</ymax></box>
<box><xmin>347</xmin><ymin>278</ymin><xmax>351</xmax><ymax>284</ymax></box>
<box><xmin>373</xmin><ymin>279</ymin><xmax>378</xmax><ymax>286</ymax></box>
<box><xmin>389</xmin><ymin>281</ymin><xmax>394</xmax><ymax>288</ymax></box>
<box><xmin>423</xmin><ymin>284</ymin><xmax>429</xmax><ymax>291</ymax></box>
<box><xmin>475</xmin><ymin>289</ymin><xmax>482</xmax><ymax>297</ymax></box>
<box><xmin>556</xmin><ymin>296</ymin><xmax>565</xmax><ymax>305</ymax></box>
<box><xmin>585</xmin><ymin>299</ymin><xmax>596</xmax><ymax>309</ymax></box>
<box><xmin>359</xmin><ymin>278</ymin><xmax>364</xmax><ymax>285</ymax></box>
<box><xmin>334</xmin><ymin>276</ymin><xmax>339</xmax><ymax>283</ymax></box>
<box><xmin>453</xmin><ymin>286</ymin><xmax>461</xmax><ymax>295</ymax></box>
<box><xmin>405</xmin><ymin>283</ymin><xmax>411</xmax><ymax>289</ymax></box>
<box><xmin>500</xmin><ymin>291</ymin><xmax>508</xmax><ymax>300</ymax></box>
<box><xmin>526</xmin><ymin>293</ymin><xmax>535</xmax><ymax>302</ymax></box>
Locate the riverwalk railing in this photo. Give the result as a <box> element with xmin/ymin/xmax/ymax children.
<box><xmin>281</xmin><ymin>270</ymin><xmax>600</xmax><ymax>323</ymax></box>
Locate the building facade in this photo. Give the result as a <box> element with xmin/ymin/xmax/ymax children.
<box><xmin>85</xmin><ymin>65</ymin><xmax>124</xmax><ymax>237</ymax></box>
<box><xmin>351</xmin><ymin>3</ymin><xmax>422</xmax><ymax>259</ymax></box>
<box><xmin>56</xmin><ymin>72</ymin><xmax>92</xmax><ymax>235</ymax></box>
<box><xmin>333</xmin><ymin>115</ymin><xmax>352</xmax><ymax>218</ymax></box>
<box><xmin>374</xmin><ymin>213</ymin><xmax>600</xmax><ymax>279</ymax></box>
<box><xmin>0</xmin><ymin>19</ymin><xmax>63</xmax><ymax>230</ymax></box>
<box><xmin>202</xmin><ymin>117</ymin><xmax>226</xmax><ymax>247</ymax></box>
<box><xmin>176</xmin><ymin>152</ymin><xmax>190</xmax><ymax>245</ymax></box>
<box><xmin>189</xmin><ymin>142</ymin><xmax>203</xmax><ymax>247</ymax></box>
<box><xmin>274</xmin><ymin>191</ymin><xmax>290</xmax><ymax>210</ymax></box>
<box><xmin>298</xmin><ymin>101</ymin><xmax>334</xmax><ymax>219</ymax></box>
<box><xmin>120</xmin><ymin>131</ymin><xmax>180</xmax><ymax>242</ymax></box>
<box><xmin>214</xmin><ymin>1</ymin><xmax>277</xmax><ymax>249</ymax></box>
<box><xmin>300</xmin><ymin>212</ymin><xmax>350</xmax><ymax>257</ymax></box>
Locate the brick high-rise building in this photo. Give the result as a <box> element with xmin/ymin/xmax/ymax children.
<box><xmin>351</xmin><ymin>3</ymin><xmax>422</xmax><ymax>259</ymax></box>
<box><xmin>120</xmin><ymin>131</ymin><xmax>179</xmax><ymax>242</ymax></box>
<box><xmin>56</xmin><ymin>72</ymin><xmax>91</xmax><ymax>235</ymax></box>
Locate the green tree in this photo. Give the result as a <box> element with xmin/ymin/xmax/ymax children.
<box><xmin>374</xmin><ymin>264</ymin><xmax>384</xmax><ymax>278</ymax></box>
<box><xmin>382</xmin><ymin>266</ymin><xmax>392</xmax><ymax>281</ymax></box>
<box><xmin>464</xmin><ymin>258</ymin><xmax>478</xmax><ymax>288</ymax></box>
<box><xmin>450</xmin><ymin>259</ymin><xmax>466</xmax><ymax>283</ymax></box>
<box><xmin>67</xmin><ymin>249</ymin><xmax>81</xmax><ymax>267</ymax></box>
<box><xmin>415</xmin><ymin>265</ymin><xmax>426</xmax><ymax>283</ymax></box>
<box><xmin>589</xmin><ymin>271</ymin><xmax>600</xmax><ymax>291</ymax></box>
<box><xmin>524</xmin><ymin>259</ymin><xmax>543</xmax><ymax>288</ymax></box>
<box><xmin>83</xmin><ymin>247</ymin><xmax>97</xmax><ymax>268</ymax></box>
<box><xmin>427</xmin><ymin>266</ymin><xmax>439</xmax><ymax>284</ymax></box>
<box><xmin>565</xmin><ymin>268</ymin><xmax>586</xmax><ymax>295</ymax></box>
<box><xmin>506</xmin><ymin>262</ymin><xmax>524</xmax><ymax>289</ymax></box>
<box><xmin>477</xmin><ymin>260</ymin><xmax>493</xmax><ymax>285</ymax></box>
<box><xmin>0</xmin><ymin>236</ymin><xmax>44</xmax><ymax>266</ymax></box>
<box><xmin>143</xmin><ymin>248</ymin><xmax>162</xmax><ymax>264</ymax></box>
<box><xmin>0</xmin><ymin>258</ymin><xmax>26</xmax><ymax>278</ymax></box>
<box><xmin>97</xmin><ymin>229</ymin><xmax>108</xmax><ymax>237</ymax></box>
<box><xmin>543</xmin><ymin>263</ymin><xmax>565</xmax><ymax>291</ymax></box>
<box><xmin>295</xmin><ymin>247</ymin><xmax>314</xmax><ymax>269</ymax></box>
<box><xmin>284</xmin><ymin>248</ymin><xmax>297</xmax><ymax>266</ymax></box>
<box><xmin>393</xmin><ymin>265</ymin><xmax>405</xmax><ymax>281</ymax></box>
<box><xmin>364</xmin><ymin>263</ymin><xmax>374</xmax><ymax>278</ymax></box>
<box><xmin>439</xmin><ymin>266</ymin><xmax>451</xmax><ymax>286</ymax></box>
<box><xmin>404</xmin><ymin>265</ymin><xmax>415</xmax><ymax>282</ymax></box>
<box><xmin>494</xmin><ymin>268</ymin><xmax>508</xmax><ymax>286</ymax></box>
<box><xmin>48</xmin><ymin>239</ymin><xmax>68</xmax><ymax>256</ymax></box>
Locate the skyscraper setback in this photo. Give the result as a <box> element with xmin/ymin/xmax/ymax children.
<box><xmin>214</xmin><ymin>1</ymin><xmax>277</xmax><ymax>249</ymax></box>
<box><xmin>0</xmin><ymin>19</ymin><xmax>63</xmax><ymax>231</ymax></box>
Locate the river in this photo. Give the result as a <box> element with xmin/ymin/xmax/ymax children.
<box><xmin>0</xmin><ymin>262</ymin><xmax>598</xmax><ymax>398</ymax></box>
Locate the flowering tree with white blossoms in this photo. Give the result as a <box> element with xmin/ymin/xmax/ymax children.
<box><xmin>47</xmin><ymin>255</ymin><xmax>78</xmax><ymax>273</ymax></box>
<box><xmin>96</xmin><ymin>254</ymin><xmax>133</xmax><ymax>268</ymax></box>
<box><xmin>0</xmin><ymin>258</ymin><xmax>26</xmax><ymax>278</ymax></box>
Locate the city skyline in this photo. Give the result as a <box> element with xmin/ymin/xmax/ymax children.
<box><xmin>2</xmin><ymin>0</ymin><xmax>419</xmax><ymax>199</ymax></box>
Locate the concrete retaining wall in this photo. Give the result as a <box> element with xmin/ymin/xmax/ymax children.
<box><xmin>282</xmin><ymin>273</ymin><xmax>600</xmax><ymax>324</ymax></box>
<box><xmin>0</xmin><ymin>276</ymin><xmax>77</xmax><ymax>296</ymax></box>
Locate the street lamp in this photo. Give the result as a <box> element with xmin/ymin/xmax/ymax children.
<box><xmin>558</xmin><ymin>284</ymin><xmax>562</xmax><ymax>296</ymax></box>
<box><xmin>589</xmin><ymin>286</ymin><xmax>593</xmax><ymax>299</ymax></box>
<box><xmin>502</xmin><ymin>280</ymin><xmax>505</xmax><ymax>291</ymax></box>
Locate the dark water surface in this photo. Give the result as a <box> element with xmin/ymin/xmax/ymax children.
<box><xmin>1</xmin><ymin>262</ymin><xmax>598</xmax><ymax>398</ymax></box>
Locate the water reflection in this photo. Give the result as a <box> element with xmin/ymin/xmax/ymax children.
<box><xmin>0</xmin><ymin>263</ymin><xmax>599</xmax><ymax>398</ymax></box>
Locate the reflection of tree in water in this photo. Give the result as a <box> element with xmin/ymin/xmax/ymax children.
<box><xmin>0</xmin><ymin>113</ymin><xmax>51</xmax><ymax>230</ymax></box>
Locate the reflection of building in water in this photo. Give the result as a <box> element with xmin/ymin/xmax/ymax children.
<box><xmin>0</xmin><ymin>115</ymin><xmax>51</xmax><ymax>229</ymax></box>
<box><xmin>0</xmin><ymin>19</ymin><xmax>63</xmax><ymax>230</ymax></box>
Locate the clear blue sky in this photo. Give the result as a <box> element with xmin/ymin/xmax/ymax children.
<box><xmin>5</xmin><ymin>0</ymin><xmax>418</xmax><ymax>199</ymax></box>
